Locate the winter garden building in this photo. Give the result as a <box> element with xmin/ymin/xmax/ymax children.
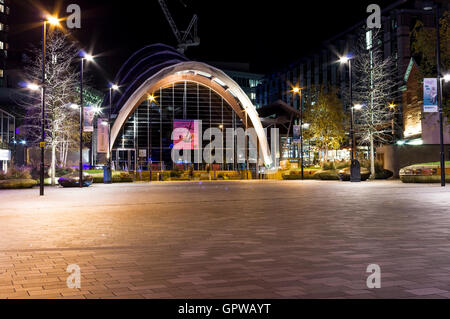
<box><xmin>103</xmin><ymin>44</ymin><xmax>273</xmax><ymax>173</ymax></box>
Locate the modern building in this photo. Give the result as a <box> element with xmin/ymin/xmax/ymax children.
<box><xmin>256</xmin><ymin>0</ymin><xmax>449</xmax><ymax>171</ymax></box>
<box><xmin>207</xmin><ymin>62</ymin><xmax>264</xmax><ymax>107</ymax></box>
<box><xmin>104</xmin><ymin>44</ymin><xmax>272</xmax><ymax>173</ymax></box>
<box><xmin>377</xmin><ymin>58</ymin><xmax>450</xmax><ymax>176</ymax></box>
<box><xmin>0</xmin><ymin>107</ymin><xmax>14</xmax><ymax>172</ymax></box>
<box><xmin>0</xmin><ymin>0</ymin><xmax>9</xmax><ymax>88</ymax></box>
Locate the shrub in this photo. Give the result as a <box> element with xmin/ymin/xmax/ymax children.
<box><xmin>170</xmin><ymin>170</ymin><xmax>183</xmax><ymax>178</ymax></box>
<box><xmin>375</xmin><ymin>169</ymin><xmax>394</xmax><ymax>180</ymax></box>
<box><xmin>316</xmin><ymin>170</ymin><xmax>339</xmax><ymax>180</ymax></box>
<box><xmin>55</xmin><ymin>167</ymin><xmax>74</xmax><ymax>177</ymax></box>
<box><xmin>2</xmin><ymin>166</ymin><xmax>32</xmax><ymax>180</ymax></box>
<box><xmin>335</xmin><ymin>161</ymin><xmax>350</xmax><ymax>169</ymax></box>
<box><xmin>322</xmin><ymin>161</ymin><xmax>336</xmax><ymax>171</ymax></box>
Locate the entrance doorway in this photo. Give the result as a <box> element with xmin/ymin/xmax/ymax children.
<box><xmin>113</xmin><ymin>149</ymin><xmax>136</xmax><ymax>171</ymax></box>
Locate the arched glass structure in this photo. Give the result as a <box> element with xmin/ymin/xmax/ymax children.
<box><xmin>106</xmin><ymin>44</ymin><xmax>272</xmax><ymax>171</ymax></box>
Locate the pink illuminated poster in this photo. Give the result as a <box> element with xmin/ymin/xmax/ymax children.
<box><xmin>173</xmin><ymin>120</ymin><xmax>199</xmax><ymax>150</ymax></box>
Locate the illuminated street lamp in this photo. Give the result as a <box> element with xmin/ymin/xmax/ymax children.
<box><xmin>33</xmin><ymin>15</ymin><xmax>61</xmax><ymax>196</ymax></box>
<box><xmin>340</xmin><ymin>54</ymin><xmax>360</xmax><ymax>182</ymax></box>
<box><xmin>104</xmin><ymin>83</ymin><xmax>119</xmax><ymax>184</ymax></box>
<box><xmin>79</xmin><ymin>51</ymin><xmax>95</xmax><ymax>188</ymax></box>
<box><xmin>292</xmin><ymin>86</ymin><xmax>304</xmax><ymax>180</ymax></box>
<box><xmin>27</xmin><ymin>83</ymin><xmax>40</xmax><ymax>91</ymax></box>
<box><xmin>423</xmin><ymin>2</ymin><xmax>445</xmax><ymax>186</ymax></box>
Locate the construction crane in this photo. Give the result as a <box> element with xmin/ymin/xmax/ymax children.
<box><xmin>157</xmin><ymin>0</ymin><xmax>200</xmax><ymax>55</ymax></box>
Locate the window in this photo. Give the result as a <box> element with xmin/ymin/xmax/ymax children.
<box><xmin>0</xmin><ymin>42</ymin><xmax>4</xmax><ymax>50</ymax></box>
<box><xmin>0</xmin><ymin>23</ymin><xmax>4</xmax><ymax>31</ymax></box>
<box><xmin>0</xmin><ymin>5</ymin><xmax>4</xmax><ymax>13</ymax></box>
<box><xmin>0</xmin><ymin>69</ymin><xmax>4</xmax><ymax>78</ymax></box>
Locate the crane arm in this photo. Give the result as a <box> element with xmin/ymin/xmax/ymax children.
<box><xmin>157</xmin><ymin>0</ymin><xmax>182</xmax><ymax>43</ymax></box>
<box><xmin>181</xmin><ymin>14</ymin><xmax>198</xmax><ymax>42</ymax></box>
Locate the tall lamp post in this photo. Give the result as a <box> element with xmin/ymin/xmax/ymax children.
<box><xmin>34</xmin><ymin>16</ymin><xmax>60</xmax><ymax>196</ymax></box>
<box><xmin>104</xmin><ymin>84</ymin><xmax>119</xmax><ymax>184</ymax></box>
<box><xmin>292</xmin><ymin>87</ymin><xmax>304</xmax><ymax>180</ymax></box>
<box><xmin>79</xmin><ymin>52</ymin><xmax>94</xmax><ymax>188</ymax></box>
<box><xmin>340</xmin><ymin>55</ymin><xmax>361</xmax><ymax>182</ymax></box>
<box><xmin>424</xmin><ymin>2</ymin><xmax>445</xmax><ymax>186</ymax></box>
<box><xmin>147</xmin><ymin>94</ymin><xmax>156</xmax><ymax>183</ymax></box>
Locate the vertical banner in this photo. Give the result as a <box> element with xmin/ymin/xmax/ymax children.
<box><xmin>83</xmin><ymin>106</ymin><xmax>95</xmax><ymax>132</ymax></box>
<box><xmin>173</xmin><ymin>120</ymin><xmax>200</xmax><ymax>150</ymax></box>
<box><xmin>97</xmin><ymin>118</ymin><xmax>109</xmax><ymax>153</ymax></box>
<box><xmin>423</xmin><ymin>78</ymin><xmax>438</xmax><ymax>113</ymax></box>
<box><xmin>293</xmin><ymin>125</ymin><xmax>301</xmax><ymax>144</ymax></box>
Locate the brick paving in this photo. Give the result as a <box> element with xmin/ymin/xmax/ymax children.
<box><xmin>1</xmin><ymin>180</ymin><xmax>450</xmax><ymax>299</ymax></box>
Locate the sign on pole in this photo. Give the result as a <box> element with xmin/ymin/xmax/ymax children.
<box><xmin>83</xmin><ymin>106</ymin><xmax>95</xmax><ymax>132</ymax></box>
<box><xmin>423</xmin><ymin>78</ymin><xmax>438</xmax><ymax>113</ymax></box>
<box><xmin>293</xmin><ymin>125</ymin><xmax>301</xmax><ymax>144</ymax></box>
<box><xmin>97</xmin><ymin>118</ymin><xmax>109</xmax><ymax>153</ymax></box>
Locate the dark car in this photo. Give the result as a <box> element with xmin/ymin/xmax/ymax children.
<box><xmin>58</xmin><ymin>172</ymin><xmax>94</xmax><ymax>187</ymax></box>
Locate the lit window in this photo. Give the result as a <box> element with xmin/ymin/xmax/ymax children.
<box><xmin>0</xmin><ymin>42</ymin><xmax>4</xmax><ymax>50</ymax></box>
<box><xmin>0</xmin><ymin>5</ymin><xmax>4</xmax><ymax>13</ymax></box>
<box><xmin>0</xmin><ymin>69</ymin><xmax>4</xmax><ymax>78</ymax></box>
<box><xmin>0</xmin><ymin>23</ymin><xmax>4</xmax><ymax>31</ymax></box>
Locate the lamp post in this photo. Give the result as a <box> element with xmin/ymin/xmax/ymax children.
<box><xmin>79</xmin><ymin>52</ymin><xmax>94</xmax><ymax>188</ymax></box>
<box><xmin>340</xmin><ymin>55</ymin><xmax>361</xmax><ymax>182</ymax></box>
<box><xmin>424</xmin><ymin>2</ymin><xmax>445</xmax><ymax>186</ymax></box>
<box><xmin>104</xmin><ymin>84</ymin><xmax>119</xmax><ymax>184</ymax></box>
<box><xmin>292</xmin><ymin>87</ymin><xmax>304</xmax><ymax>180</ymax></box>
<box><xmin>147</xmin><ymin>94</ymin><xmax>156</xmax><ymax>183</ymax></box>
<box><xmin>36</xmin><ymin>16</ymin><xmax>60</xmax><ymax>196</ymax></box>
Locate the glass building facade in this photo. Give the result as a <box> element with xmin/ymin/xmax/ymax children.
<box><xmin>111</xmin><ymin>81</ymin><xmax>247</xmax><ymax>171</ymax></box>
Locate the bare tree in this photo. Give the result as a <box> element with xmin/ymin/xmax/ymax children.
<box><xmin>21</xmin><ymin>29</ymin><xmax>80</xmax><ymax>185</ymax></box>
<box><xmin>353</xmin><ymin>29</ymin><xmax>400</xmax><ymax>178</ymax></box>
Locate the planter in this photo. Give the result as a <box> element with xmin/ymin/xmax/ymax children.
<box><xmin>400</xmin><ymin>164</ymin><xmax>450</xmax><ymax>183</ymax></box>
<box><xmin>58</xmin><ymin>172</ymin><xmax>94</xmax><ymax>187</ymax></box>
<box><xmin>0</xmin><ymin>179</ymin><xmax>37</xmax><ymax>189</ymax></box>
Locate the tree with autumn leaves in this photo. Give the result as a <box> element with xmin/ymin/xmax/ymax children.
<box><xmin>304</xmin><ymin>86</ymin><xmax>347</xmax><ymax>162</ymax></box>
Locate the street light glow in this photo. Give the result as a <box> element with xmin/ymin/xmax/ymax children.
<box><xmin>70</xmin><ymin>103</ymin><xmax>79</xmax><ymax>109</ymax></box>
<box><xmin>353</xmin><ymin>104</ymin><xmax>363</xmax><ymax>110</ymax></box>
<box><xmin>93</xmin><ymin>106</ymin><xmax>103</xmax><ymax>114</ymax></box>
<box><xmin>388</xmin><ymin>103</ymin><xmax>396</xmax><ymax>109</ymax></box>
<box><xmin>148</xmin><ymin>94</ymin><xmax>156</xmax><ymax>102</ymax></box>
<box><xmin>339</xmin><ymin>56</ymin><xmax>350</xmax><ymax>64</ymax></box>
<box><xmin>84</xmin><ymin>53</ymin><xmax>94</xmax><ymax>62</ymax></box>
<box><xmin>444</xmin><ymin>74</ymin><xmax>450</xmax><ymax>82</ymax></box>
<box><xmin>27</xmin><ymin>83</ymin><xmax>40</xmax><ymax>91</ymax></box>
<box><xmin>111</xmin><ymin>84</ymin><xmax>119</xmax><ymax>91</ymax></box>
<box><xmin>46</xmin><ymin>16</ymin><xmax>60</xmax><ymax>26</ymax></box>
<box><xmin>292</xmin><ymin>87</ymin><xmax>301</xmax><ymax>94</ymax></box>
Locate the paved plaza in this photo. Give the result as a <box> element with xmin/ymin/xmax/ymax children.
<box><xmin>1</xmin><ymin>180</ymin><xmax>450</xmax><ymax>299</ymax></box>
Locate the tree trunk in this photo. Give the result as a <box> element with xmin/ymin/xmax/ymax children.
<box><xmin>369</xmin><ymin>133</ymin><xmax>376</xmax><ymax>180</ymax></box>
<box><xmin>51</xmin><ymin>143</ymin><xmax>57</xmax><ymax>186</ymax></box>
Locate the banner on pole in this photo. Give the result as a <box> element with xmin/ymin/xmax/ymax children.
<box><xmin>83</xmin><ymin>107</ymin><xmax>95</xmax><ymax>132</ymax></box>
<box><xmin>423</xmin><ymin>78</ymin><xmax>438</xmax><ymax>113</ymax></box>
<box><xmin>293</xmin><ymin>125</ymin><xmax>301</xmax><ymax>144</ymax></box>
<box><xmin>97</xmin><ymin>118</ymin><xmax>109</xmax><ymax>153</ymax></box>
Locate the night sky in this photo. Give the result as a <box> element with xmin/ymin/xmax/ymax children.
<box><xmin>10</xmin><ymin>0</ymin><xmax>395</xmax><ymax>88</ymax></box>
